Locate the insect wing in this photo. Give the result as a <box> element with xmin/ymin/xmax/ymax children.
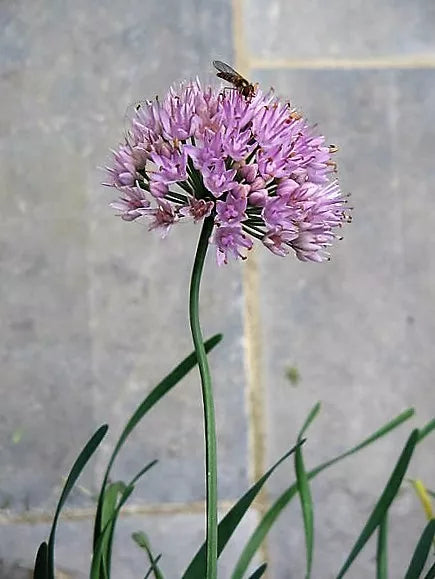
<box><xmin>213</xmin><ymin>60</ymin><xmax>240</xmax><ymax>76</ymax></box>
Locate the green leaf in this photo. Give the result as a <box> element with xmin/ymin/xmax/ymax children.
<box><xmin>312</xmin><ymin>408</ymin><xmax>416</xmax><ymax>476</ymax></box>
<box><xmin>424</xmin><ymin>561</ymin><xmax>435</xmax><ymax>579</ymax></box>
<box><xmin>404</xmin><ymin>520</ymin><xmax>435</xmax><ymax>579</ymax></box>
<box><xmin>93</xmin><ymin>461</ymin><xmax>158</xmax><ymax>579</ymax></box>
<box><xmin>93</xmin><ymin>334</ymin><xmax>222</xmax><ymax>549</ymax></box>
<box><xmin>132</xmin><ymin>531</ymin><xmax>164</xmax><ymax>579</ymax></box>
<box><xmin>428</xmin><ymin>489</ymin><xmax>435</xmax><ymax>499</ymax></box>
<box><xmin>295</xmin><ymin>403</ymin><xmax>320</xmax><ymax>579</ymax></box>
<box><xmin>232</xmin><ymin>408</ymin><xmax>414</xmax><ymax>578</ymax></box>
<box><xmin>102</xmin><ymin>482</ymin><xmax>126</xmax><ymax>529</ymax></box>
<box><xmin>248</xmin><ymin>563</ymin><xmax>268</xmax><ymax>579</ymax></box>
<box><xmin>90</xmin><ymin>485</ymin><xmax>135</xmax><ymax>579</ymax></box>
<box><xmin>298</xmin><ymin>403</ymin><xmax>321</xmax><ymax>438</ymax></box>
<box><xmin>33</xmin><ymin>542</ymin><xmax>48</xmax><ymax>579</ymax></box>
<box><xmin>129</xmin><ymin>459</ymin><xmax>158</xmax><ymax>487</ymax></box>
<box><xmin>182</xmin><ymin>440</ymin><xmax>303</xmax><ymax>579</ymax></box>
<box><xmin>144</xmin><ymin>555</ymin><xmax>163</xmax><ymax>579</ymax></box>
<box><xmin>336</xmin><ymin>429</ymin><xmax>419</xmax><ymax>578</ymax></box>
<box><xmin>99</xmin><ymin>482</ymin><xmax>127</xmax><ymax>577</ymax></box>
<box><xmin>47</xmin><ymin>424</ymin><xmax>108</xmax><ymax>579</ymax></box>
<box><xmin>376</xmin><ymin>514</ymin><xmax>388</xmax><ymax>579</ymax></box>
<box><xmin>417</xmin><ymin>418</ymin><xmax>435</xmax><ymax>442</ymax></box>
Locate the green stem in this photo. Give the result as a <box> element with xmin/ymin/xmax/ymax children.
<box><xmin>189</xmin><ymin>214</ymin><xmax>218</xmax><ymax>579</ymax></box>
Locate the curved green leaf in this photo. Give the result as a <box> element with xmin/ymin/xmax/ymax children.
<box><xmin>404</xmin><ymin>520</ymin><xmax>435</xmax><ymax>579</ymax></box>
<box><xmin>248</xmin><ymin>563</ymin><xmax>268</xmax><ymax>579</ymax></box>
<box><xmin>295</xmin><ymin>403</ymin><xmax>320</xmax><ymax>579</ymax></box>
<box><xmin>93</xmin><ymin>334</ymin><xmax>222</xmax><ymax>549</ymax></box>
<box><xmin>132</xmin><ymin>531</ymin><xmax>164</xmax><ymax>579</ymax></box>
<box><xmin>232</xmin><ymin>409</ymin><xmax>415</xmax><ymax>578</ymax></box>
<box><xmin>93</xmin><ymin>460</ymin><xmax>158</xmax><ymax>578</ymax></box>
<box><xmin>417</xmin><ymin>418</ymin><xmax>435</xmax><ymax>442</ymax></box>
<box><xmin>336</xmin><ymin>430</ymin><xmax>419</xmax><ymax>578</ymax></box>
<box><xmin>33</xmin><ymin>542</ymin><xmax>48</xmax><ymax>579</ymax></box>
<box><xmin>47</xmin><ymin>424</ymin><xmax>108</xmax><ymax>579</ymax></box>
<box><xmin>144</xmin><ymin>554</ymin><xmax>163</xmax><ymax>579</ymax></box>
<box><xmin>424</xmin><ymin>561</ymin><xmax>435</xmax><ymax>579</ymax></box>
<box><xmin>90</xmin><ymin>485</ymin><xmax>135</xmax><ymax>579</ymax></box>
<box><xmin>183</xmin><ymin>441</ymin><xmax>303</xmax><ymax>579</ymax></box>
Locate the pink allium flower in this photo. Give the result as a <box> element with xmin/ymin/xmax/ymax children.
<box><xmin>105</xmin><ymin>76</ymin><xmax>350</xmax><ymax>264</ymax></box>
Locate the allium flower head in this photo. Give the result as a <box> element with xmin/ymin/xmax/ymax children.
<box><xmin>105</xmin><ymin>74</ymin><xmax>351</xmax><ymax>264</ymax></box>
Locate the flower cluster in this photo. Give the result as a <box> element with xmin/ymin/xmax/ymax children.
<box><xmin>105</xmin><ymin>78</ymin><xmax>350</xmax><ymax>265</ymax></box>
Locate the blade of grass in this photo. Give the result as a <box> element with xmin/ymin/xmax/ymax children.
<box><xmin>99</xmin><ymin>482</ymin><xmax>127</xmax><ymax>578</ymax></box>
<box><xmin>417</xmin><ymin>418</ymin><xmax>435</xmax><ymax>442</ymax></box>
<box><xmin>294</xmin><ymin>403</ymin><xmax>321</xmax><ymax>579</ymax></box>
<box><xmin>102</xmin><ymin>482</ymin><xmax>126</xmax><ymax>530</ymax></box>
<box><xmin>182</xmin><ymin>440</ymin><xmax>303</xmax><ymax>579</ymax></box>
<box><xmin>46</xmin><ymin>424</ymin><xmax>108</xmax><ymax>579</ymax></box>
<box><xmin>104</xmin><ymin>460</ymin><xmax>159</xmax><ymax>575</ymax></box>
<box><xmin>144</xmin><ymin>555</ymin><xmax>163</xmax><ymax>579</ymax></box>
<box><xmin>94</xmin><ymin>460</ymin><xmax>158</xmax><ymax>579</ymax></box>
<box><xmin>336</xmin><ymin>429</ymin><xmax>419</xmax><ymax>578</ymax></box>
<box><xmin>129</xmin><ymin>460</ymin><xmax>158</xmax><ymax>487</ymax></box>
<box><xmin>424</xmin><ymin>561</ymin><xmax>435</xmax><ymax>579</ymax></box>
<box><xmin>93</xmin><ymin>334</ymin><xmax>222</xmax><ymax>549</ymax></box>
<box><xmin>132</xmin><ymin>532</ymin><xmax>164</xmax><ymax>579</ymax></box>
<box><xmin>33</xmin><ymin>542</ymin><xmax>48</xmax><ymax>579</ymax></box>
<box><xmin>404</xmin><ymin>520</ymin><xmax>435</xmax><ymax>579</ymax></box>
<box><xmin>232</xmin><ymin>408</ymin><xmax>415</xmax><ymax>578</ymax></box>
<box><xmin>248</xmin><ymin>563</ymin><xmax>268</xmax><ymax>579</ymax></box>
<box><xmin>90</xmin><ymin>485</ymin><xmax>135</xmax><ymax>579</ymax></box>
<box><xmin>313</xmin><ymin>409</ymin><xmax>416</xmax><ymax>476</ymax></box>
<box><xmin>376</xmin><ymin>514</ymin><xmax>388</xmax><ymax>579</ymax></box>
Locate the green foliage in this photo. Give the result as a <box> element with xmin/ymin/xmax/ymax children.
<box><xmin>93</xmin><ymin>334</ymin><xmax>222</xmax><ymax>553</ymax></box>
<box><xmin>404</xmin><ymin>520</ymin><xmax>435</xmax><ymax>579</ymax></box>
<box><xmin>336</xmin><ymin>430</ymin><xmax>419</xmax><ymax>578</ymax></box>
<box><xmin>31</xmin><ymin>335</ymin><xmax>433</xmax><ymax>579</ymax></box>
<box><xmin>33</xmin><ymin>542</ymin><xmax>48</xmax><ymax>579</ymax></box>
<box><xmin>248</xmin><ymin>563</ymin><xmax>268</xmax><ymax>578</ymax></box>
<box><xmin>33</xmin><ymin>336</ymin><xmax>222</xmax><ymax>579</ymax></box>
<box><xmin>33</xmin><ymin>424</ymin><xmax>108</xmax><ymax>579</ymax></box>
<box><xmin>232</xmin><ymin>408</ymin><xmax>416</xmax><ymax>578</ymax></box>
<box><xmin>182</xmin><ymin>441</ymin><xmax>303</xmax><ymax>579</ymax></box>
<box><xmin>132</xmin><ymin>532</ymin><xmax>164</xmax><ymax>579</ymax></box>
<box><xmin>294</xmin><ymin>403</ymin><xmax>320</xmax><ymax>579</ymax></box>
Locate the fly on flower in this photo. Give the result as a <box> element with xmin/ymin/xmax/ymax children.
<box><xmin>106</xmin><ymin>74</ymin><xmax>350</xmax><ymax>265</ymax></box>
<box><xmin>213</xmin><ymin>60</ymin><xmax>257</xmax><ymax>100</ymax></box>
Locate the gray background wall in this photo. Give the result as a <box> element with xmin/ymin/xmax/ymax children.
<box><xmin>1</xmin><ymin>1</ymin><xmax>434</xmax><ymax>577</ymax></box>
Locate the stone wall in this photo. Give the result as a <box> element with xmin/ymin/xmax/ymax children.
<box><xmin>1</xmin><ymin>1</ymin><xmax>434</xmax><ymax>576</ymax></box>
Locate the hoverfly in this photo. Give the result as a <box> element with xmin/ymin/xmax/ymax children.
<box><xmin>213</xmin><ymin>60</ymin><xmax>257</xmax><ymax>99</ymax></box>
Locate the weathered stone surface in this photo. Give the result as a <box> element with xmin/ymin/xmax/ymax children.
<box><xmin>1</xmin><ymin>0</ymin><xmax>435</xmax><ymax>576</ymax></box>
<box><xmin>254</xmin><ymin>68</ymin><xmax>435</xmax><ymax>576</ymax></box>
<box><xmin>0</xmin><ymin>215</ymin><xmax>95</xmax><ymax>511</ymax></box>
<box><xmin>0</xmin><ymin>0</ymin><xmax>247</xmax><ymax>513</ymax></box>
<box><xmin>246</xmin><ymin>0</ymin><xmax>435</xmax><ymax>60</ymax></box>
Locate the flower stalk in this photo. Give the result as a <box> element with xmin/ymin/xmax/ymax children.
<box><xmin>189</xmin><ymin>213</ymin><xmax>218</xmax><ymax>579</ymax></box>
